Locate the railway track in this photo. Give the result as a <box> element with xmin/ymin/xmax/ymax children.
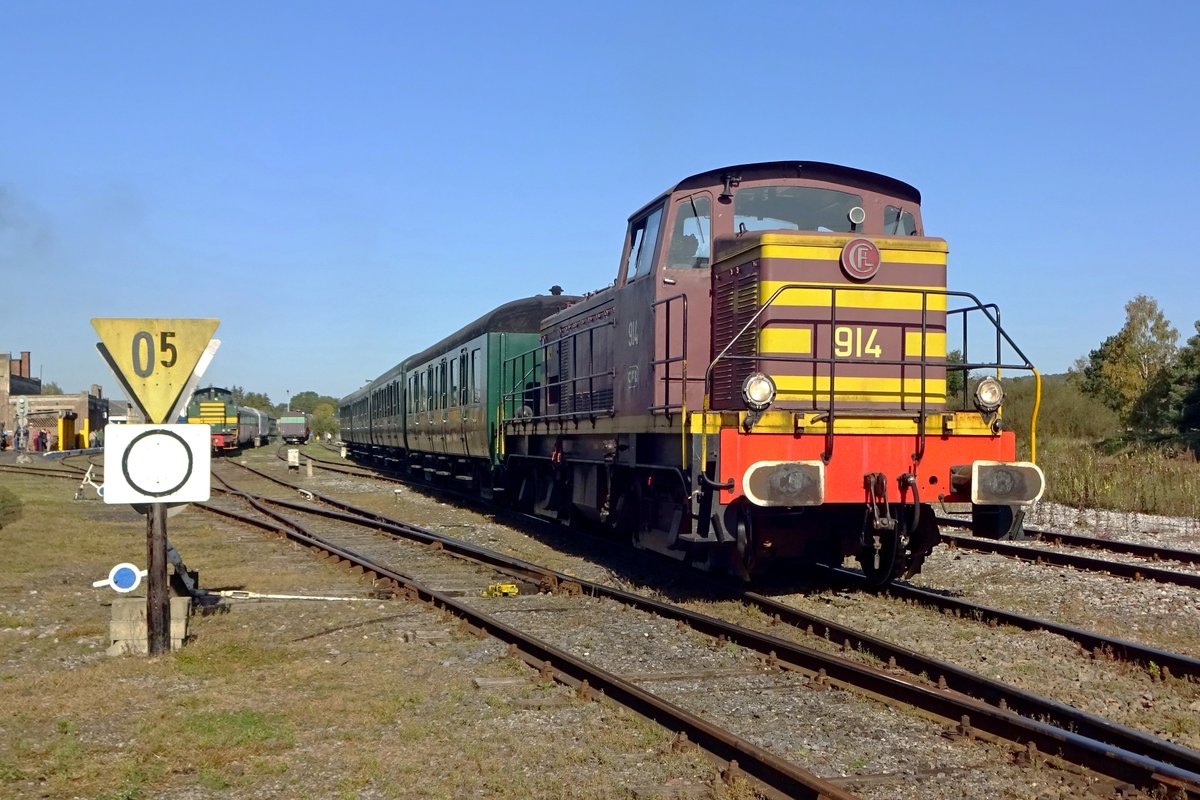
<box><xmin>203</xmin><ymin>466</ymin><xmax>854</xmax><ymax>800</ymax></box>
<box><xmin>938</xmin><ymin>530</ymin><xmax>1200</xmax><ymax>590</ymax></box>
<box><xmin>286</xmin><ymin>451</ymin><xmax>1200</xmax><ymax>678</ymax></box>
<box><xmin>820</xmin><ymin>568</ymin><xmax>1200</xmax><ymax>680</ymax></box>
<box><xmin>198</xmin><ymin>460</ymin><xmax>1200</xmax><ymax>798</ymax></box>
<box><xmin>10</xmin><ymin>451</ymin><xmax>1199</xmax><ymax>794</ymax></box>
<box><xmin>938</xmin><ymin>514</ymin><xmax>1200</xmax><ymax>583</ymax></box>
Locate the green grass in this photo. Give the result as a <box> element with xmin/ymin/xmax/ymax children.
<box><xmin>174</xmin><ymin>640</ymin><xmax>292</xmax><ymax>676</ymax></box>
<box><xmin>183</xmin><ymin>709</ymin><xmax>295</xmax><ymax>750</ymax></box>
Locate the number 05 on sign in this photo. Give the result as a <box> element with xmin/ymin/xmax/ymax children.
<box><xmin>91</xmin><ymin>318</ymin><xmax>219</xmax><ymax>424</ymax></box>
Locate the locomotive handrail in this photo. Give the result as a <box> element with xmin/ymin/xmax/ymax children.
<box><xmin>650</xmin><ymin>292</ymin><xmax>690</xmax><ymax>483</ymax></box>
<box><xmin>649</xmin><ymin>293</ymin><xmax>688</xmax><ymax>415</ymax></box>
<box><xmin>500</xmin><ymin>318</ymin><xmax>617</xmax><ymax>426</ymax></box>
<box><xmin>703</xmin><ymin>283</ymin><xmax>1041</xmax><ymax>468</ymax></box>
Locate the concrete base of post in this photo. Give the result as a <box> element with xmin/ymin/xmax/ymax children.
<box><xmin>107</xmin><ymin>596</ymin><xmax>191</xmax><ymax>656</ymax></box>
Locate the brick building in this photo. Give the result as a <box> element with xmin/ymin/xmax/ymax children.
<box><xmin>2</xmin><ymin>351</ymin><xmax>111</xmax><ymax>451</ymax></box>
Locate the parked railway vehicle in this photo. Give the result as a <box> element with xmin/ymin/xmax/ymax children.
<box><xmin>341</xmin><ymin>161</ymin><xmax>1045</xmax><ymax>583</ymax></box>
<box><xmin>279</xmin><ymin>412</ymin><xmax>312</xmax><ymax>444</ymax></box>
<box><xmin>247</xmin><ymin>408</ymin><xmax>276</xmax><ymax>446</ymax></box>
<box><xmin>341</xmin><ymin>292</ymin><xmax>578</xmax><ymax>473</ymax></box>
<box><xmin>185</xmin><ymin>387</ymin><xmax>271</xmax><ymax>452</ymax></box>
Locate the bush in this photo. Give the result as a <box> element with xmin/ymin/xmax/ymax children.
<box><xmin>1002</xmin><ymin>373</ymin><xmax>1120</xmax><ymax>450</ymax></box>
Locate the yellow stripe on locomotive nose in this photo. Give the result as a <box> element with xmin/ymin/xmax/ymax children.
<box><xmin>904</xmin><ymin>331</ymin><xmax>947</xmax><ymax>357</ymax></box>
<box><xmin>759</xmin><ymin>243</ymin><xmax>948</xmax><ymax>265</ymax></box>
<box><xmin>760</xmin><ymin>327</ymin><xmax>814</xmax><ymax>354</ymax></box>
<box><xmin>774</xmin><ymin>374</ymin><xmax>947</xmax><ymax>403</ymax></box>
<box><xmin>759</xmin><ymin>282</ymin><xmax>950</xmax><ymax>312</ymax></box>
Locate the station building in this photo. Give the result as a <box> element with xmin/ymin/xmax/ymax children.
<box><xmin>1</xmin><ymin>350</ymin><xmax>112</xmax><ymax>451</ymax></box>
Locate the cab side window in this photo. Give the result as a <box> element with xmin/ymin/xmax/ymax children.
<box><xmin>666</xmin><ymin>195</ymin><xmax>711</xmax><ymax>269</ymax></box>
<box><xmin>884</xmin><ymin>205</ymin><xmax>918</xmax><ymax>235</ymax></box>
<box><xmin>623</xmin><ymin>205</ymin><xmax>664</xmax><ymax>283</ymax></box>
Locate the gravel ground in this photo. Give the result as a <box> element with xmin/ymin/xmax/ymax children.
<box><xmin>9</xmin><ymin>450</ymin><xmax>1193</xmax><ymax>799</ymax></box>
<box><xmin>255</xmin><ymin>459</ymin><xmax>1187</xmax><ymax>798</ymax></box>
<box><xmin>760</xmin><ymin>502</ymin><xmax>1200</xmax><ymax>752</ymax></box>
<box><xmin>1025</xmin><ymin>503</ymin><xmax>1200</xmax><ymax>550</ymax></box>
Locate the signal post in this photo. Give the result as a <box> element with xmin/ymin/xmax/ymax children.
<box><xmin>92</xmin><ymin>318</ymin><xmax>221</xmax><ymax>656</ymax></box>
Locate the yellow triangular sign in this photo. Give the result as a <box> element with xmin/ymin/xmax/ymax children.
<box><xmin>91</xmin><ymin>318</ymin><xmax>220</xmax><ymax>423</ymax></box>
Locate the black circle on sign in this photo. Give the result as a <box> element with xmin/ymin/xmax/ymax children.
<box><xmin>121</xmin><ymin>428</ymin><xmax>194</xmax><ymax>498</ymax></box>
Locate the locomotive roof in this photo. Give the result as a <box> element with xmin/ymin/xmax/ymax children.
<box><xmin>631</xmin><ymin>161</ymin><xmax>921</xmax><ymax>219</ymax></box>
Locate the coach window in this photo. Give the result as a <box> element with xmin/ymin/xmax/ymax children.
<box><xmin>458</xmin><ymin>352</ymin><xmax>468</xmax><ymax>404</ymax></box>
<box><xmin>471</xmin><ymin>348</ymin><xmax>481</xmax><ymax>403</ymax></box>
<box><xmin>440</xmin><ymin>360</ymin><xmax>449</xmax><ymax>409</ymax></box>
<box><xmin>666</xmin><ymin>194</ymin><xmax>711</xmax><ymax>269</ymax></box>
<box><xmin>623</xmin><ymin>205</ymin><xmax>664</xmax><ymax>284</ymax></box>
<box><xmin>449</xmin><ymin>358</ymin><xmax>459</xmax><ymax>408</ymax></box>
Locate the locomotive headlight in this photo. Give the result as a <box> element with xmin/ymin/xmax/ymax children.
<box><xmin>742</xmin><ymin>372</ymin><xmax>777</xmax><ymax>411</ymax></box>
<box><xmin>973</xmin><ymin>377</ymin><xmax>1004</xmax><ymax>413</ymax></box>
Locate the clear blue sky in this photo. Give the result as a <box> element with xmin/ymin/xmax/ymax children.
<box><xmin>2</xmin><ymin>2</ymin><xmax>1197</xmax><ymax>407</ymax></box>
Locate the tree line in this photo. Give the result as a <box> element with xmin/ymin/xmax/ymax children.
<box><xmin>1070</xmin><ymin>294</ymin><xmax>1199</xmax><ymax>445</ymax></box>
<box><xmin>998</xmin><ymin>294</ymin><xmax>1199</xmax><ymax>453</ymax></box>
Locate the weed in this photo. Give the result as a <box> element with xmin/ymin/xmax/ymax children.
<box><xmin>1163</xmin><ymin>715</ymin><xmax>1199</xmax><ymax>737</ymax></box>
<box><xmin>197</xmin><ymin>768</ymin><xmax>230</xmax><ymax>790</ymax></box>
<box><xmin>0</xmin><ymin>760</ymin><xmax>25</xmax><ymax>783</ymax></box>
<box><xmin>847</xmin><ymin>754</ymin><xmax>871</xmax><ymax>770</ymax></box>
<box><xmin>96</xmin><ymin>785</ymin><xmax>143</xmax><ymax>800</ymax></box>
<box><xmin>183</xmin><ymin>709</ymin><xmax>295</xmax><ymax>751</ymax></box>
<box><xmin>1037</xmin><ymin>438</ymin><xmax>1200</xmax><ymax>516</ymax></box>
<box><xmin>174</xmin><ymin>641</ymin><xmax>290</xmax><ymax>676</ymax></box>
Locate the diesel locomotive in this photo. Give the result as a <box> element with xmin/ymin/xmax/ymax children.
<box><xmin>186</xmin><ymin>386</ymin><xmax>274</xmax><ymax>452</ymax></box>
<box><xmin>341</xmin><ymin>161</ymin><xmax>1045</xmax><ymax>583</ymax></box>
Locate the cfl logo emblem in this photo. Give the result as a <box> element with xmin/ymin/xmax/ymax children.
<box><xmin>840</xmin><ymin>238</ymin><xmax>881</xmax><ymax>281</ymax></box>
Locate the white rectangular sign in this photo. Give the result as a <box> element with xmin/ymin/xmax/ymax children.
<box><xmin>103</xmin><ymin>424</ymin><xmax>212</xmax><ymax>504</ymax></box>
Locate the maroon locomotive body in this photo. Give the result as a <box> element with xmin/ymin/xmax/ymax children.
<box><xmin>499</xmin><ymin>161</ymin><xmax>1043</xmax><ymax>581</ymax></box>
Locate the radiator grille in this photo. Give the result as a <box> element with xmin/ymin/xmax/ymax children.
<box><xmin>712</xmin><ymin>264</ymin><xmax>760</xmax><ymax>407</ymax></box>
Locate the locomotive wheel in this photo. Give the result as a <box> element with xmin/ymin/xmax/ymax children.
<box><xmin>733</xmin><ymin>504</ymin><xmax>761</xmax><ymax>579</ymax></box>
<box><xmin>857</xmin><ymin>528</ymin><xmax>899</xmax><ymax>586</ymax></box>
